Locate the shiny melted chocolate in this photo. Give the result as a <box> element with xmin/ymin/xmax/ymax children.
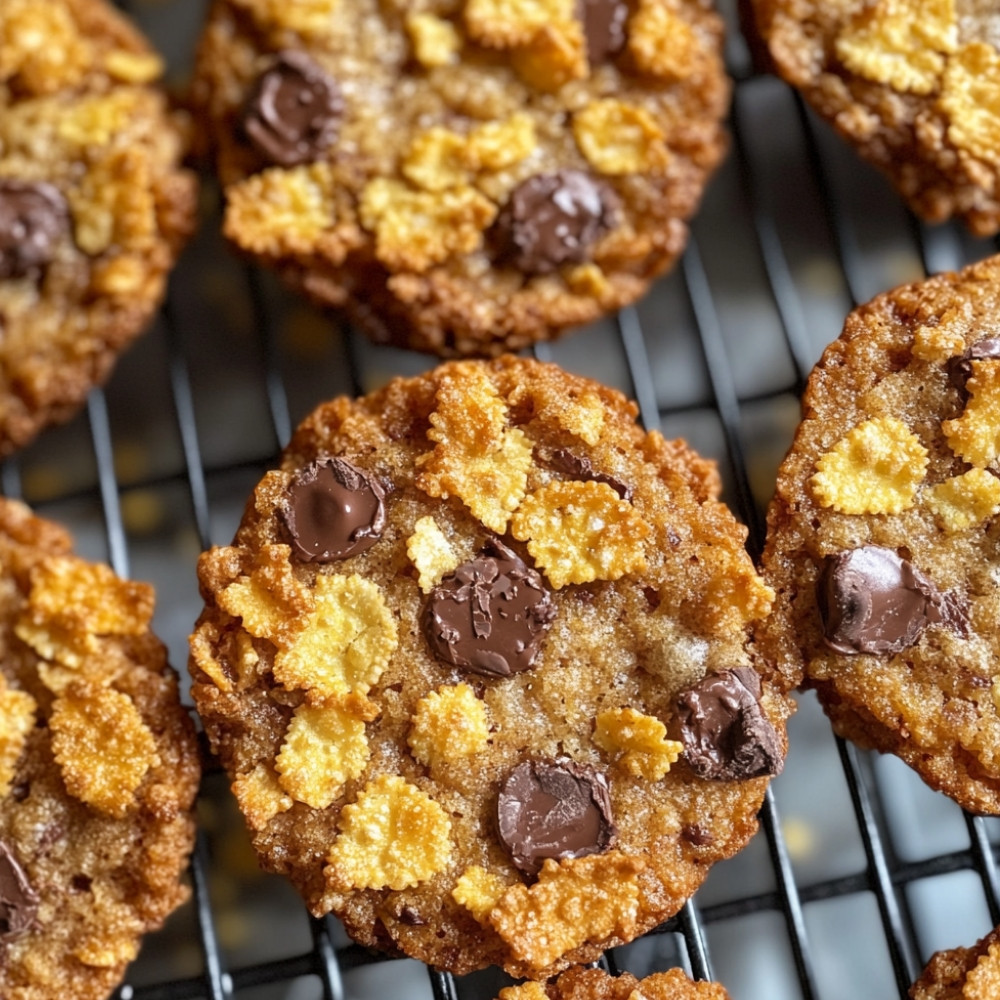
<box><xmin>580</xmin><ymin>0</ymin><xmax>628</xmax><ymax>63</ymax></box>
<box><xmin>0</xmin><ymin>180</ymin><xmax>69</xmax><ymax>280</ymax></box>
<box><xmin>946</xmin><ymin>336</ymin><xmax>1000</xmax><ymax>396</ymax></box>
<box><xmin>0</xmin><ymin>841</ymin><xmax>38</xmax><ymax>944</ymax></box>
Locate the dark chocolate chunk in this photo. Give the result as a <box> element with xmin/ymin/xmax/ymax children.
<box><xmin>0</xmin><ymin>840</ymin><xmax>38</xmax><ymax>943</ymax></box>
<box><xmin>539</xmin><ymin>446</ymin><xmax>633</xmax><ymax>500</ymax></box>
<box><xmin>423</xmin><ymin>539</ymin><xmax>555</xmax><ymax>677</ymax></box>
<box><xmin>497</xmin><ymin>760</ymin><xmax>616</xmax><ymax>875</ymax></box>
<box><xmin>282</xmin><ymin>457</ymin><xmax>385</xmax><ymax>561</ymax></box>
<box><xmin>580</xmin><ymin>0</ymin><xmax>628</xmax><ymax>63</ymax></box>
<box><xmin>241</xmin><ymin>50</ymin><xmax>343</xmax><ymax>168</ymax></box>
<box><xmin>495</xmin><ymin>170</ymin><xmax>619</xmax><ymax>274</ymax></box>
<box><xmin>817</xmin><ymin>546</ymin><xmax>959</xmax><ymax>655</ymax></box>
<box><xmin>0</xmin><ymin>180</ymin><xmax>69</xmax><ymax>280</ymax></box>
<box><xmin>946</xmin><ymin>336</ymin><xmax>1000</xmax><ymax>396</ymax></box>
<box><xmin>671</xmin><ymin>667</ymin><xmax>784</xmax><ymax>781</ymax></box>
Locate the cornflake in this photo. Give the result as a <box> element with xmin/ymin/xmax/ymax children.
<box><xmin>498</xmin><ymin>984</ymin><xmax>548</xmax><ymax>1000</ymax></box>
<box><xmin>912</xmin><ymin>300</ymin><xmax>973</xmax><ymax>361</ymax></box>
<box><xmin>835</xmin><ymin>0</ymin><xmax>956</xmax><ymax>95</ymax></box>
<box><xmin>940</xmin><ymin>43</ymin><xmax>1000</xmax><ymax>163</ymax></box>
<box><xmin>594</xmin><ymin>707</ymin><xmax>682</xmax><ymax>780</ymax></box>
<box><xmin>50</xmin><ymin>683</ymin><xmax>160</xmax><ymax>818</ymax></box>
<box><xmin>273</xmin><ymin>574</ymin><xmax>397</xmax><ymax>698</ymax></box>
<box><xmin>510</xmin><ymin>480</ymin><xmax>650</xmax><ymax>588</ymax></box>
<box><xmin>0</xmin><ymin>676</ymin><xmax>35</xmax><ymax>797</ymax></box>
<box><xmin>0</xmin><ymin>0</ymin><xmax>93</xmax><ymax>94</ymax></box>
<box><xmin>810</xmin><ymin>417</ymin><xmax>928</xmax><ymax>514</ymax></box>
<box><xmin>104</xmin><ymin>49</ymin><xmax>163</xmax><ymax>85</ymax></box>
<box><xmin>408</xmin><ymin>683</ymin><xmax>489</xmax><ymax>772</ymax></box>
<box><xmin>190</xmin><ymin>624</ymin><xmax>260</xmax><ymax>694</ymax></box>
<box><xmin>276</xmin><ymin>695</ymin><xmax>378</xmax><ymax>809</ymax></box>
<box><xmin>464</xmin><ymin>0</ymin><xmax>575</xmax><ymax>48</ymax></box>
<box><xmin>452</xmin><ymin>864</ymin><xmax>509</xmax><ymax>922</ymax></box>
<box><xmin>325</xmin><ymin>774</ymin><xmax>452</xmax><ymax>890</ymax></box>
<box><xmin>232</xmin><ymin>763</ymin><xmax>292</xmax><ymax>830</ymax></box>
<box><xmin>628</xmin><ymin>0</ymin><xmax>700</xmax><ymax>80</ymax></box>
<box><xmin>942</xmin><ymin>360</ymin><xmax>1000</xmax><ymax>467</ymax></box>
<box><xmin>490</xmin><ymin>853</ymin><xmax>644</xmax><ymax>969</ymax></box>
<box><xmin>965</xmin><ymin>941</ymin><xmax>1000</xmax><ymax>1000</ymax></box>
<box><xmin>417</xmin><ymin>365</ymin><xmax>534</xmax><ymax>533</ymax></box>
<box><xmin>406</xmin><ymin>13</ymin><xmax>462</xmax><ymax>68</ymax></box>
<box><xmin>573</xmin><ymin>100</ymin><xmax>670</xmax><ymax>175</ymax></box>
<box><xmin>406</xmin><ymin>516</ymin><xmax>459</xmax><ymax>593</ymax></box>
<box><xmin>923</xmin><ymin>468</ymin><xmax>1000</xmax><ymax>532</ymax></box>
<box><xmin>511</xmin><ymin>21</ymin><xmax>587</xmax><ymax>91</ymax></box>
<box><xmin>230</xmin><ymin>0</ymin><xmax>338</xmax><ymax>37</ymax></box>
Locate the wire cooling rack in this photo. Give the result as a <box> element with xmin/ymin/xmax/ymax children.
<box><xmin>5</xmin><ymin>0</ymin><xmax>1000</xmax><ymax>997</ymax></box>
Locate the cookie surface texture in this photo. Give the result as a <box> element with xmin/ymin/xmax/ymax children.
<box><xmin>496</xmin><ymin>965</ymin><xmax>732</xmax><ymax>1000</ymax></box>
<box><xmin>191</xmin><ymin>0</ymin><xmax>729</xmax><ymax>356</ymax></box>
<box><xmin>0</xmin><ymin>0</ymin><xmax>196</xmax><ymax>455</ymax></box>
<box><xmin>758</xmin><ymin>254</ymin><xmax>1000</xmax><ymax>815</ymax></box>
<box><xmin>751</xmin><ymin>0</ymin><xmax>1000</xmax><ymax>234</ymax></box>
<box><xmin>909</xmin><ymin>923</ymin><xmax>1000</xmax><ymax>999</ymax></box>
<box><xmin>0</xmin><ymin>498</ymin><xmax>200</xmax><ymax>1000</ymax></box>
<box><xmin>189</xmin><ymin>356</ymin><xmax>790</xmax><ymax>978</ymax></box>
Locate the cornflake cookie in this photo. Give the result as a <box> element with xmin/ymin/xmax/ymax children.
<box><xmin>191</xmin><ymin>0</ymin><xmax>729</xmax><ymax>356</ymax></box>
<box><xmin>496</xmin><ymin>965</ymin><xmax>732</xmax><ymax>1000</ymax></box>
<box><xmin>0</xmin><ymin>0</ymin><xmax>196</xmax><ymax>455</ymax></box>
<box><xmin>758</xmin><ymin>254</ymin><xmax>1000</xmax><ymax>816</ymax></box>
<box><xmin>909</xmin><ymin>923</ymin><xmax>1000</xmax><ymax>1000</ymax></box>
<box><xmin>751</xmin><ymin>0</ymin><xmax>1000</xmax><ymax>235</ymax></box>
<box><xmin>0</xmin><ymin>498</ymin><xmax>200</xmax><ymax>1000</ymax></box>
<box><xmin>189</xmin><ymin>356</ymin><xmax>792</xmax><ymax>978</ymax></box>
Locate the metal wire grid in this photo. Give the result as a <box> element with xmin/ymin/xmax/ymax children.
<box><xmin>3</xmin><ymin>1</ymin><xmax>1000</xmax><ymax>997</ymax></box>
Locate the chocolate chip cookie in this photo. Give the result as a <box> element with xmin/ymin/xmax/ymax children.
<box><xmin>0</xmin><ymin>498</ymin><xmax>200</xmax><ymax>1000</ymax></box>
<box><xmin>750</xmin><ymin>0</ymin><xmax>1000</xmax><ymax>234</ymax></box>
<box><xmin>910</xmin><ymin>924</ymin><xmax>1000</xmax><ymax>1000</ymax></box>
<box><xmin>188</xmin><ymin>356</ymin><xmax>791</xmax><ymax>978</ymax></box>
<box><xmin>496</xmin><ymin>966</ymin><xmax>732</xmax><ymax>1000</ymax></box>
<box><xmin>758</xmin><ymin>253</ymin><xmax>1000</xmax><ymax>815</ymax></box>
<box><xmin>191</xmin><ymin>0</ymin><xmax>729</xmax><ymax>356</ymax></box>
<box><xmin>0</xmin><ymin>0</ymin><xmax>196</xmax><ymax>455</ymax></box>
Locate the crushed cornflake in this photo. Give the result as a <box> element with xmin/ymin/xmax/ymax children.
<box><xmin>593</xmin><ymin>707</ymin><xmax>682</xmax><ymax>780</ymax></box>
<box><xmin>104</xmin><ymin>49</ymin><xmax>163</xmax><ymax>84</ymax></box>
<box><xmin>74</xmin><ymin>928</ymin><xmax>139</xmax><ymax>969</ymax></box>
<box><xmin>498</xmin><ymin>985</ymin><xmax>548</xmax><ymax>1000</ymax></box>
<box><xmin>490</xmin><ymin>853</ymin><xmax>644</xmax><ymax>969</ymax></box>
<box><xmin>408</xmin><ymin>683</ymin><xmax>489</xmax><ymax>773</ymax></box>
<box><xmin>190</xmin><ymin>624</ymin><xmax>260</xmax><ymax>694</ymax></box>
<box><xmin>276</xmin><ymin>694</ymin><xmax>378</xmax><ymax>809</ymax></box>
<box><xmin>810</xmin><ymin>417</ymin><xmax>928</xmax><ymax>514</ymax></box>
<box><xmin>511</xmin><ymin>21</ymin><xmax>587</xmax><ymax>91</ymax></box>
<box><xmin>940</xmin><ymin>43</ymin><xmax>1000</xmax><ymax>163</ymax></box>
<box><xmin>923</xmin><ymin>468</ymin><xmax>1000</xmax><ymax>532</ymax></box>
<box><xmin>566</xmin><ymin>263</ymin><xmax>612</xmax><ymax>299</ymax></box>
<box><xmin>572</xmin><ymin>100</ymin><xmax>670</xmax><ymax>175</ymax></box>
<box><xmin>232</xmin><ymin>763</ymin><xmax>292</xmax><ymax>830</ymax></box>
<box><xmin>50</xmin><ymin>683</ymin><xmax>160</xmax><ymax>817</ymax></box>
<box><xmin>230</xmin><ymin>0</ymin><xmax>339</xmax><ymax>37</ymax></box>
<box><xmin>942</xmin><ymin>360</ymin><xmax>1000</xmax><ymax>467</ymax></box>
<box><xmin>912</xmin><ymin>300</ymin><xmax>973</xmax><ymax>361</ymax></box>
<box><xmin>510</xmin><ymin>480</ymin><xmax>650</xmax><ymax>588</ymax></box>
<box><xmin>215</xmin><ymin>544</ymin><xmax>314</xmax><ymax>649</ymax></box>
<box><xmin>628</xmin><ymin>0</ymin><xmax>700</xmax><ymax>80</ymax></box>
<box><xmin>965</xmin><ymin>941</ymin><xmax>1000</xmax><ymax>1000</ymax></box>
<box><xmin>57</xmin><ymin>91</ymin><xmax>146</xmax><ymax>148</ymax></box>
<box><xmin>406</xmin><ymin>516</ymin><xmax>459</xmax><ymax>593</ymax></box>
<box><xmin>834</xmin><ymin>0</ymin><xmax>956</xmax><ymax>95</ymax></box>
<box><xmin>464</xmin><ymin>0</ymin><xmax>575</xmax><ymax>48</ymax></box>
<box><xmin>452</xmin><ymin>865</ymin><xmax>509</xmax><ymax>923</ymax></box>
<box><xmin>273</xmin><ymin>573</ymin><xmax>397</xmax><ymax>698</ymax></box>
<box><xmin>325</xmin><ymin>775</ymin><xmax>452</xmax><ymax>890</ymax></box>
<box><xmin>417</xmin><ymin>365</ymin><xmax>534</xmax><ymax>533</ymax></box>
<box><xmin>0</xmin><ymin>0</ymin><xmax>93</xmax><ymax>94</ymax></box>
<box><xmin>0</xmin><ymin>676</ymin><xmax>35</xmax><ymax>798</ymax></box>
<box><xmin>406</xmin><ymin>12</ymin><xmax>462</xmax><ymax>67</ymax></box>
<box><xmin>359</xmin><ymin>178</ymin><xmax>497</xmax><ymax>272</ymax></box>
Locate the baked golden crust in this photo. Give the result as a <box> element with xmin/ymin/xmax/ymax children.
<box><xmin>497</xmin><ymin>965</ymin><xmax>732</xmax><ymax>1000</ymax></box>
<box><xmin>909</xmin><ymin>923</ymin><xmax>1000</xmax><ymax>999</ymax></box>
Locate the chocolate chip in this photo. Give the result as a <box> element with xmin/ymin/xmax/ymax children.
<box><xmin>580</xmin><ymin>0</ymin><xmax>628</xmax><ymax>63</ymax></box>
<box><xmin>0</xmin><ymin>840</ymin><xmax>38</xmax><ymax>943</ymax></box>
<box><xmin>671</xmin><ymin>667</ymin><xmax>784</xmax><ymax>781</ymax></box>
<box><xmin>496</xmin><ymin>760</ymin><xmax>617</xmax><ymax>876</ymax></box>
<box><xmin>817</xmin><ymin>546</ymin><xmax>960</xmax><ymax>655</ymax></box>
<box><xmin>538</xmin><ymin>446</ymin><xmax>633</xmax><ymax>500</ymax></box>
<box><xmin>241</xmin><ymin>50</ymin><xmax>343</xmax><ymax>168</ymax></box>
<box><xmin>494</xmin><ymin>170</ymin><xmax>619</xmax><ymax>274</ymax></box>
<box><xmin>946</xmin><ymin>336</ymin><xmax>1000</xmax><ymax>396</ymax></box>
<box><xmin>0</xmin><ymin>180</ymin><xmax>69</xmax><ymax>280</ymax></box>
<box><xmin>423</xmin><ymin>538</ymin><xmax>555</xmax><ymax>677</ymax></box>
<box><xmin>282</xmin><ymin>457</ymin><xmax>385</xmax><ymax>561</ymax></box>
<box><xmin>681</xmin><ymin>823</ymin><xmax>715</xmax><ymax>846</ymax></box>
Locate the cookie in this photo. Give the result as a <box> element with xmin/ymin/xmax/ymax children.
<box><xmin>496</xmin><ymin>966</ymin><xmax>732</xmax><ymax>1000</ymax></box>
<box><xmin>909</xmin><ymin>924</ymin><xmax>1000</xmax><ymax>1000</ymax></box>
<box><xmin>750</xmin><ymin>0</ymin><xmax>1000</xmax><ymax>234</ymax></box>
<box><xmin>190</xmin><ymin>0</ymin><xmax>729</xmax><ymax>356</ymax></box>
<box><xmin>188</xmin><ymin>356</ymin><xmax>791</xmax><ymax>978</ymax></box>
<box><xmin>757</xmin><ymin>254</ymin><xmax>1000</xmax><ymax>815</ymax></box>
<box><xmin>0</xmin><ymin>498</ymin><xmax>200</xmax><ymax>1000</ymax></box>
<box><xmin>0</xmin><ymin>0</ymin><xmax>197</xmax><ymax>455</ymax></box>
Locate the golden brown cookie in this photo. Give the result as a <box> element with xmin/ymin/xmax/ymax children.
<box><xmin>910</xmin><ymin>924</ymin><xmax>1000</xmax><ymax>999</ymax></box>
<box><xmin>750</xmin><ymin>0</ymin><xmax>1000</xmax><ymax>234</ymax></box>
<box><xmin>190</xmin><ymin>0</ymin><xmax>729</xmax><ymax>356</ymax></box>
<box><xmin>188</xmin><ymin>356</ymin><xmax>792</xmax><ymax>978</ymax></box>
<box><xmin>758</xmin><ymin>253</ymin><xmax>1000</xmax><ymax>815</ymax></box>
<box><xmin>0</xmin><ymin>498</ymin><xmax>200</xmax><ymax>1000</ymax></box>
<box><xmin>0</xmin><ymin>0</ymin><xmax>197</xmax><ymax>455</ymax></box>
<box><xmin>497</xmin><ymin>965</ymin><xmax>732</xmax><ymax>1000</ymax></box>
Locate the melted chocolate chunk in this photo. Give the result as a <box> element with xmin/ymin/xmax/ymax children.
<box><xmin>241</xmin><ymin>50</ymin><xmax>343</xmax><ymax>168</ymax></box>
<box><xmin>497</xmin><ymin>760</ymin><xmax>616</xmax><ymax>875</ymax></box>
<box><xmin>581</xmin><ymin>0</ymin><xmax>628</xmax><ymax>63</ymax></box>
<box><xmin>539</xmin><ymin>446</ymin><xmax>633</xmax><ymax>500</ymax></box>
<box><xmin>423</xmin><ymin>539</ymin><xmax>555</xmax><ymax>677</ymax></box>
<box><xmin>947</xmin><ymin>336</ymin><xmax>1000</xmax><ymax>396</ymax></box>
<box><xmin>671</xmin><ymin>667</ymin><xmax>784</xmax><ymax>781</ymax></box>
<box><xmin>0</xmin><ymin>841</ymin><xmax>38</xmax><ymax>943</ymax></box>
<box><xmin>282</xmin><ymin>458</ymin><xmax>385</xmax><ymax>561</ymax></box>
<box><xmin>495</xmin><ymin>170</ymin><xmax>619</xmax><ymax>274</ymax></box>
<box><xmin>817</xmin><ymin>546</ymin><xmax>959</xmax><ymax>655</ymax></box>
<box><xmin>0</xmin><ymin>180</ymin><xmax>69</xmax><ymax>280</ymax></box>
